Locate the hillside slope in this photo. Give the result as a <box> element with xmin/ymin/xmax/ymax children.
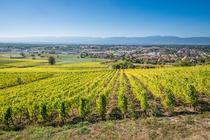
<box><xmin>0</xmin><ymin>112</ymin><xmax>209</xmax><ymax>140</ymax></box>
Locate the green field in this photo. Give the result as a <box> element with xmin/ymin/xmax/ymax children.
<box><xmin>0</xmin><ymin>54</ymin><xmax>106</xmax><ymax>68</ymax></box>
<box><xmin>0</xmin><ymin>56</ymin><xmax>209</xmax><ymax>139</ymax></box>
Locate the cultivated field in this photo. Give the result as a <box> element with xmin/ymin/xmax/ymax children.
<box><xmin>0</xmin><ymin>57</ymin><xmax>209</xmax><ymax>139</ymax></box>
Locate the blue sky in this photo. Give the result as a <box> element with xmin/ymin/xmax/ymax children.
<box><xmin>0</xmin><ymin>0</ymin><xmax>210</xmax><ymax>37</ymax></box>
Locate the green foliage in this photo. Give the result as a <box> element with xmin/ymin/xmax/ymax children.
<box><xmin>112</xmin><ymin>61</ymin><xmax>135</xmax><ymax>69</ymax></box>
<box><xmin>3</xmin><ymin>107</ymin><xmax>13</xmax><ymax>128</ymax></box>
<box><xmin>30</xmin><ymin>104</ymin><xmax>39</xmax><ymax>121</ymax></box>
<box><xmin>150</xmin><ymin>107</ymin><xmax>163</xmax><ymax>117</ymax></box>
<box><xmin>127</xmin><ymin>74</ymin><xmax>149</xmax><ymax>111</ymax></box>
<box><xmin>186</xmin><ymin>85</ymin><xmax>198</xmax><ymax>106</ymax></box>
<box><xmin>162</xmin><ymin>88</ymin><xmax>175</xmax><ymax>109</ymax></box>
<box><xmin>80</xmin><ymin>52</ymin><xmax>88</xmax><ymax>58</ymax></box>
<box><xmin>60</xmin><ymin>102</ymin><xmax>67</xmax><ymax>120</ymax></box>
<box><xmin>177</xmin><ymin>58</ymin><xmax>193</xmax><ymax>66</ymax></box>
<box><xmin>108</xmin><ymin>107</ymin><xmax>123</xmax><ymax>120</ymax></box>
<box><xmin>118</xmin><ymin>70</ymin><xmax>128</xmax><ymax>115</ymax></box>
<box><xmin>40</xmin><ymin>104</ymin><xmax>48</xmax><ymax>121</ymax></box>
<box><xmin>16</xmin><ymin>77</ymin><xmax>22</xmax><ymax>84</ymax></box>
<box><xmin>79</xmin><ymin>98</ymin><xmax>89</xmax><ymax>118</ymax></box>
<box><xmin>0</xmin><ymin>73</ymin><xmax>52</xmax><ymax>89</ymax></box>
<box><xmin>20</xmin><ymin>52</ymin><xmax>26</xmax><ymax>58</ymax></box>
<box><xmin>97</xmin><ymin>94</ymin><xmax>107</xmax><ymax>120</ymax></box>
<box><xmin>118</xmin><ymin>94</ymin><xmax>128</xmax><ymax>115</ymax></box>
<box><xmin>140</xmin><ymin>91</ymin><xmax>149</xmax><ymax>111</ymax></box>
<box><xmin>48</xmin><ymin>56</ymin><xmax>56</xmax><ymax>65</ymax></box>
<box><xmin>0</xmin><ymin>61</ymin><xmax>209</xmax><ymax>125</ymax></box>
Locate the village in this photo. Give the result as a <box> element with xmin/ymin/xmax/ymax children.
<box><xmin>80</xmin><ymin>45</ymin><xmax>210</xmax><ymax>65</ymax></box>
<box><xmin>0</xmin><ymin>43</ymin><xmax>210</xmax><ymax>65</ymax></box>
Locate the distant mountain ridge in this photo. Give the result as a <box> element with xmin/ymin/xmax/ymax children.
<box><xmin>0</xmin><ymin>36</ymin><xmax>210</xmax><ymax>45</ymax></box>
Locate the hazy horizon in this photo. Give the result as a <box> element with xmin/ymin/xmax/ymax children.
<box><xmin>1</xmin><ymin>36</ymin><xmax>210</xmax><ymax>45</ymax></box>
<box><xmin>1</xmin><ymin>35</ymin><xmax>210</xmax><ymax>38</ymax></box>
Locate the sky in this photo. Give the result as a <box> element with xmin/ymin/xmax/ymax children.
<box><xmin>0</xmin><ymin>0</ymin><xmax>210</xmax><ymax>37</ymax></box>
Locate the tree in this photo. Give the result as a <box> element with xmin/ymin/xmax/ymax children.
<box><xmin>80</xmin><ymin>52</ymin><xmax>88</xmax><ymax>58</ymax></box>
<box><xmin>48</xmin><ymin>56</ymin><xmax>56</xmax><ymax>65</ymax></box>
<box><xmin>20</xmin><ymin>52</ymin><xmax>26</xmax><ymax>58</ymax></box>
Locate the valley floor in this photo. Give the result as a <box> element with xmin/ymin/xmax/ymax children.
<box><xmin>0</xmin><ymin>112</ymin><xmax>209</xmax><ymax>140</ymax></box>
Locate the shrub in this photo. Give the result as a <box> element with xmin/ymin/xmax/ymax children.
<box><xmin>112</xmin><ymin>61</ymin><xmax>135</xmax><ymax>69</ymax></box>
<box><xmin>150</xmin><ymin>107</ymin><xmax>163</xmax><ymax>117</ymax></box>
<box><xmin>108</xmin><ymin>107</ymin><xmax>123</xmax><ymax>120</ymax></box>
<box><xmin>176</xmin><ymin>58</ymin><xmax>193</xmax><ymax>66</ymax></box>
<box><xmin>97</xmin><ymin>94</ymin><xmax>107</xmax><ymax>120</ymax></box>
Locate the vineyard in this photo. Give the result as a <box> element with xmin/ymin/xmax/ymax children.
<box><xmin>0</xmin><ymin>57</ymin><xmax>48</xmax><ymax>69</ymax></box>
<box><xmin>0</xmin><ymin>62</ymin><xmax>209</xmax><ymax>129</ymax></box>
